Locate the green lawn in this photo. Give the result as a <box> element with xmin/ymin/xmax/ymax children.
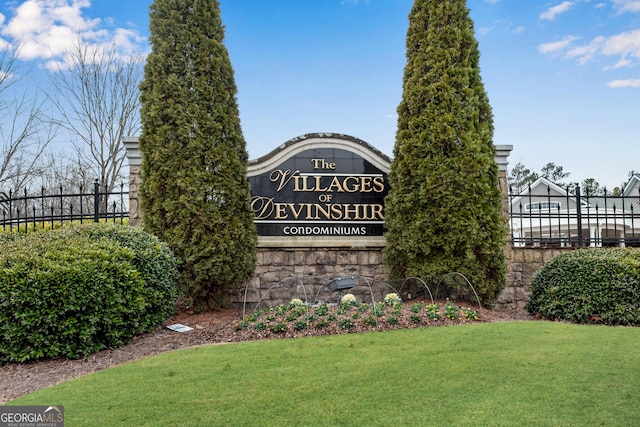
<box><xmin>6</xmin><ymin>322</ymin><xmax>640</xmax><ymax>426</ymax></box>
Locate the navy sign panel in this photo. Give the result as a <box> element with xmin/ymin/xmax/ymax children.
<box><xmin>248</xmin><ymin>134</ymin><xmax>390</xmax><ymax>238</ymax></box>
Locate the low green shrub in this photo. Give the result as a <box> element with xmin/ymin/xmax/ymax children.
<box><xmin>526</xmin><ymin>248</ymin><xmax>640</xmax><ymax>325</ymax></box>
<box><xmin>60</xmin><ymin>223</ymin><xmax>180</xmax><ymax>331</ymax></box>
<box><xmin>0</xmin><ymin>224</ymin><xmax>180</xmax><ymax>364</ymax></box>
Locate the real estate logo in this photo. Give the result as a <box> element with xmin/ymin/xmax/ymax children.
<box><xmin>0</xmin><ymin>406</ymin><xmax>64</xmax><ymax>427</ymax></box>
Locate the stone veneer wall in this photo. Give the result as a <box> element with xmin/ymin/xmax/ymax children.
<box><xmin>233</xmin><ymin>245</ymin><xmax>578</xmax><ymax>310</ymax></box>
<box><xmin>228</xmin><ymin>247</ymin><xmax>390</xmax><ymax>309</ymax></box>
<box><xmin>498</xmin><ymin>247</ymin><xmax>576</xmax><ymax>309</ymax></box>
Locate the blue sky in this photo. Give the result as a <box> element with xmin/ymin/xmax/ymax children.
<box><xmin>0</xmin><ymin>0</ymin><xmax>639</xmax><ymax>189</ymax></box>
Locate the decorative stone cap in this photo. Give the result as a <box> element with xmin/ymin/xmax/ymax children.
<box><xmin>495</xmin><ymin>145</ymin><xmax>513</xmax><ymax>172</ymax></box>
<box><xmin>122</xmin><ymin>136</ymin><xmax>141</xmax><ymax>166</ymax></box>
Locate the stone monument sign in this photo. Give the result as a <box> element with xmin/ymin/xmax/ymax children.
<box><xmin>248</xmin><ymin>133</ymin><xmax>390</xmax><ymax>248</ymax></box>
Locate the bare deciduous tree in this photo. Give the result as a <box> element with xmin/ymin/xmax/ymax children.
<box><xmin>47</xmin><ymin>42</ymin><xmax>143</xmax><ymax>193</ymax></box>
<box><xmin>0</xmin><ymin>44</ymin><xmax>55</xmax><ymax>192</ymax></box>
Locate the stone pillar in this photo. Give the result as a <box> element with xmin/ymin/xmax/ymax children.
<box><xmin>495</xmin><ymin>145</ymin><xmax>516</xmax><ymax>308</ymax></box>
<box><xmin>495</xmin><ymin>145</ymin><xmax>513</xmax><ymax>222</ymax></box>
<box><xmin>123</xmin><ymin>137</ymin><xmax>142</xmax><ymax>228</ymax></box>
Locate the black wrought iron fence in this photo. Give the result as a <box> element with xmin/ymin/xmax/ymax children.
<box><xmin>509</xmin><ymin>183</ymin><xmax>640</xmax><ymax>248</ymax></box>
<box><xmin>0</xmin><ymin>180</ymin><xmax>129</xmax><ymax>233</ymax></box>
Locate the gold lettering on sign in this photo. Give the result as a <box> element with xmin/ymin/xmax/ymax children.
<box><xmin>289</xmin><ymin>175</ymin><xmax>385</xmax><ymax>193</ymax></box>
<box><xmin>311</xmin><ymin>159</ymin><xmax>336</xmax><ymax>170</ymax></box>
<box><xmin>270</xmin><ymin>169</ymin><xmax>300</xmax><ymax>192</ymax></box>
<box><xmin>252</xmin><ymin>156</ymin><xmax>387</xmax><ymax>236</ymax></box>
<box><xmin>251</xmin><ymin>198</ymin><xmax>385</xmax><ymax>222</ymax></box>
<box><xmin>251</xmin><ymin>196</ymin><xmax>275</xmax><ymax>220</ymax></box>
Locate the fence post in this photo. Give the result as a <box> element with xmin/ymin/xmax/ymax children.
<box><xmin>575</xmin><ymin>183</ymin><xmax>583</xmax><ymax>247</ymax></box>
<box><xmin>94</xmin><ymin>179</ymin><xmax>100</xmax><ymax>223</ymax></box>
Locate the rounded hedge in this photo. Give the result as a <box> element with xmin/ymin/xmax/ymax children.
<box><xmin>526</xmin><ymin>248</ymin><xmax>640</xmax><ymax>325</ymax></box>
<box><xmin>57</xmin><ymin>223</ymin><xmax>181</xmax><ymax>332</ymax></box>
<box><xmin>0</xmin><ymin>224</ymin><xmax>180</xmax><ymax>364</ymax></box>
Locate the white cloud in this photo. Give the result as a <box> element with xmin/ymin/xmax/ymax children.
<box><xmin>606</xmin><ymin>57</ymin><xmax>633</xmax><ymax>69</ymax></box>
<box><xmin>566</xmin><ymin>36</ymin><xmax>607</xmax><ymax>64</ymax></box>
<box><xmin>478</xmin><ymin>19</ymin><xmax>525</xmax><ymax>37</ymax></box>
<box><xmin>538</xmin><ymin>36</ymin><xmax>580</xmax><ymax>54</ymax></box>
<box><xmin>540</xmin><ymin>2</ymin><xmax>575</xmax><ymax>21</ymax></box>
<box><xmin>0</xmin><ymin>0</ymin><xmax>145</xmax><ymax>67</ymax></box>
<box><xmin>540</xmin><ymin>29</ymin><xmax>640</xmax><ymax>68</ymax></box>
<box><xmin>477</xmin><ymin>26</ymin><xmax>494</xmax><ymax>36</ymax></box>
<box><xmin>601</xmin><ymin>28</ymin><xmax>640</xmax><ymax>58</ymax></box>
<box><xmin>484</xmin><ymin>0</ymin><xmax>502</xmax><ymax>5</ymax></box>
<box><xmin>607</xmin><ymin>78</ymin><xmax>640</xmax><ymax>87</ymax></box>
<box><xmin>612</xmin><ymin>0</ymin><xmax>640</xmax><ymax>13</ymax></box>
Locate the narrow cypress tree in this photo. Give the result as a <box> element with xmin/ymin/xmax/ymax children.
<box><xmin>384</xmin><ymin>0</ymin><xmax>507</xmax><ymax>306</ymax></box>
<box><xmin>139</xmin><ymin>0</ymin><xmax>257</xmax><ymax>308</ymax></box>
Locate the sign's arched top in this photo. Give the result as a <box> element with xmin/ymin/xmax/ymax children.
<box><xmin>248</xmin><ymin>133</ymin><xmax>390</xmax><ymax>248</ymax></box>
<box><xmin>248</xmin><ymin>133</ymin><xmax>391</xmax><ymax>176</ymax></box>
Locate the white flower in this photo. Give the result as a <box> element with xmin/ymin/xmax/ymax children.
<box><xmin>290</xmin><ymin>298</ymin><xmax>305</xmax><ymax>306</ymax></box>
<box><xmin>384</xmin><ymin>293</ymin><xmax>402</xmax><ymax>305</ymax></box>
<box><xmin>340</xmin><ymin>293</ymin><xmax>357</xmax><ymax>305</ymax></box>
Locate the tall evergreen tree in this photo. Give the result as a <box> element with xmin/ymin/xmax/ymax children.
<box><xmin>384</xmin><ymin>0</ymin><xmax>507</xmax><ymax>306</ymax></box>
<box><xmin>139</xmin><ymin>0</ymin><xmax>257</xmax><ymax>308</ymax></box>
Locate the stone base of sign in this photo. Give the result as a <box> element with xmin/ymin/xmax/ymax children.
<box><xmin>228</xmin><ymin>247</ymin><xmax>389</xmax><ymax>309</ymax></box>
<box><xmin>233</xmin><ymin>246</ymin><xmax>562</xmax><ymax>310</ymax></box>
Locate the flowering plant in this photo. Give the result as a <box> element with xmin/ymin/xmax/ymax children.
<box><xmin>384</xmin><ymin>293</ymin><xmax>402</xmax><ymax>306</ymax></box>
<box><xmin>426</xmin><ymin>304</ymin><xmax>441</xmax><ymax>320</ymax></box>
<box><xmin>461</xmin><ymin>307</ymin><xmax>479</xmax><ymax>321</ymax></box>
<box><xmin>290</xmin><ymin>298</ymin><xmax>305</xmax><ymax>307</ymax></box>
<box><xmin>444</xmin><ymin>300</ymin><xmax>460</xmax><ymax>320</ymax></box>
<box><xmin>340</xmin><ymin>293</ymin><xmax>357</xmax><ymax>306</ymax></box>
